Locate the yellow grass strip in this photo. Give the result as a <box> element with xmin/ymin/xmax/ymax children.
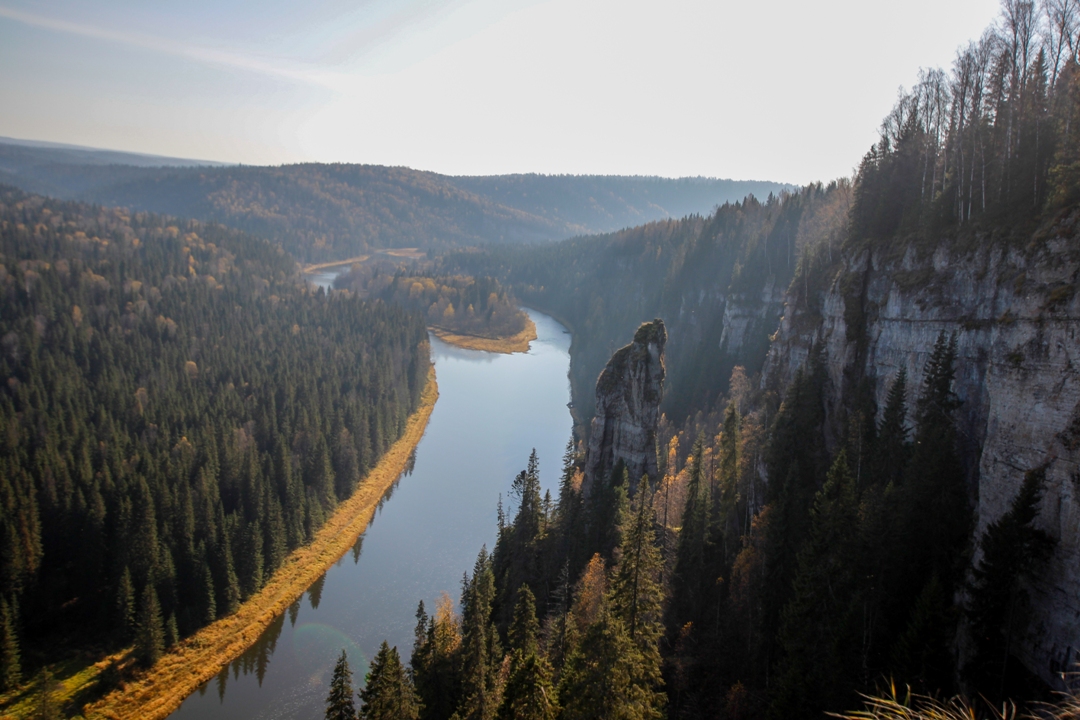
<box><xmin>430</xmin><ymin>316</ymin><xmax>537</xmax><ymax>354</ymax></box>
<box><xmin>82</xmin><ymin>365</ymin><xmax>439</xmax><ymax>720</ymax></box>
<box><xmin>302</xmin><ymin>255</ymin><xmax>371</xmax><ymax>274</ymax></box>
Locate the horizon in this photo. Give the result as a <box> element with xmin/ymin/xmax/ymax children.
<box><xmin>1</xmin><ymin>0</ymin><xmax>1001</xmax><ymax>186</ymax></box>
<box><xmin>0</xmin><ymin>135</ymin><xmax>799</xmax><ymax>184</ymax></box>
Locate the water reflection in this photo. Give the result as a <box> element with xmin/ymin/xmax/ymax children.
<box><xmin>171</xmin><ymin>309</ymin><xmax>572</xmax><ymax>719</ymax></box>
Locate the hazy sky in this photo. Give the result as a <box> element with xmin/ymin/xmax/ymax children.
<box><xmin>0</xmin><ymin>0</ymin><xmax>1002</xmax><ymax>184</ymax></box>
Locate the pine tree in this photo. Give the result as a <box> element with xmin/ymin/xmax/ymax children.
<box><xmin>359</xmin><ymin>642</ymin><xmax>420</xmax><ymax>720</ymax></box>
<box><xmin>326</xmin><ymin>649</ymin><xmax>358</xmax><ymax>720</ymax></box>
<box><xmin>135</xmin><ymin>583</ymin><xmax>166</xmax><ymax>667</ymax></box>
<box><xmin>0</xmin><ymin>597</ymin><xmax>21</xmax><ymax>691</ymax></box>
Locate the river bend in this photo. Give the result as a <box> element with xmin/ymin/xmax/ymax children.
<box><xmin>169</xmin><ymin>308</ymin><xmax>573</xmax><ymax>720</ymax></box>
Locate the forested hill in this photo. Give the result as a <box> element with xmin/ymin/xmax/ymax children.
<box><xmin>439</xmin><ymin>180</ymin><xmax>852</xmax><ymax>426</ymax></box>
<box><xmin>0</xmin><ymin>186</ymin><xmax>429</xmax><ymax>695</ymax></box>
<box><xmin>0</xmin><ymin>144</ymin><xmax>791</xmax><ymax>262</ymax></box>
<box><xmin>419</xmin><ymin>11</ymin><xmax>1080</xmax><ymax>720</ymax></box>
<box><xmin>0</xmin><ymin>137</ymin><xmax>226</xmax><ymax>170</ymax></box>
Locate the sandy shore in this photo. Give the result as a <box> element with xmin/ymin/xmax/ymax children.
<box><xmin>430</xmin><ymin>316</ymin><xmax>537</xmax><ymax>354</ymax></box>
<box><xmin>81</xmin><ymin>365</ymin><xmax>439</xmax><ymax>720</ymax></box>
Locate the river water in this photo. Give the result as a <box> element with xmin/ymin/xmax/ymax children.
<box><xmin>169</xmin><ymin>308</ymin><xmax>573</xmax><ymax>720</ymax></box>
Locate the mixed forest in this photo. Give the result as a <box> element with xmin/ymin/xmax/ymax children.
<box><xmin>0</xmin><ymin>147</ymin><xmax>790</xmax><ymax>263</ymax></box>
<box><xmin>333</xmin><ymin>268</ymin><xmax>529</xmax><ymax>340</ymax></box>
<box><xmin>0</xmin><ymin>186</ymin><xmax>430</xmax><ymax>705</ymax></box>
<box><xmin>329</xmin><ymin>2</ymin><xmax>1080</xmax><ymax>719</ymax></box>
<box><xmin>1</xmin><ymin>0</ymin><xmax>1079</xmax><ymax>717</ymax></box>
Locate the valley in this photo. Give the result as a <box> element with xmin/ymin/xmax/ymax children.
<box><xmin>1</xmin><ymin>1</ymin><xmax>1079</xmax><ymax>718</ymax></box>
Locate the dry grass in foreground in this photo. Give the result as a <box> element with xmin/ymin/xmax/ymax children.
<box><xmin>79</xmin><ymin>365</ymin><xmax>439</xmax><ymax>720</ymax></box>
<box><xmin>431</xmin><ymin>315</ymin><xmax>537</xmax><ymax>354</ymax></box>
<box><xmin>835</xmin><ymin>682</ymin><xmax>1080</xmax><ymax>720</ymax></box>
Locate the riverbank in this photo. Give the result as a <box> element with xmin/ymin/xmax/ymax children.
<box><xmin>79</xmin><ymin>365</ymin><xmax>439</xmax><ymax>720</ymax></box>
<box><xmin>430</xmin><ymin>315</ymin><xmax>537</xmax><ymax>354</ymax></box>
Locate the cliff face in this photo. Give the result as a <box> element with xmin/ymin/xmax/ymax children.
<box><xmin>583</xmin><ymin>319</ymin><xmax>667</xmax><ymax>495</ymax></box>
<box><xmin>763</xmin><ymin>220</ymin><xmax>1080</xmax><ymax>686</ymax></box>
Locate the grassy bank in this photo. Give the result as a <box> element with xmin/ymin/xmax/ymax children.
<box><xmin>63</xmin><ymin>365</ymin><xmax>440</xmax><ymax>720</ymax></box>
<box><xmin>431</xmin><ymin>315</ymin><xmax>537</xmax><ymax>354</ymax></box>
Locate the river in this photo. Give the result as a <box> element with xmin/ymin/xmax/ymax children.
<box><xmin>169</xmin><ymin>307</ymin><xmax>574</xmax><ymax>719</ymax></box>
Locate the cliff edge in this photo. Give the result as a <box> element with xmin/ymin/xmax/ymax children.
<box><xmin>763</xmin><ymin>217</ymin><xmax>1080</xmax><ymax>687</ymax></box>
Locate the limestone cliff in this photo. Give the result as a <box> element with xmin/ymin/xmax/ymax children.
<box><xmin>763</xmin><ymin>216</ymin><xmax>1080</xmax><ymax>687</ymax></box>
<box><xmin>583</xmin><ymin>319</ymin><xmax>667</xmax><ymax>495</ymax></box>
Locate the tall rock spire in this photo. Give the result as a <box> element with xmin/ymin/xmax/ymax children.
<box><xmin>582</xmin><ymin>319</ymin><xmax>667</xmax><ymax>495</ymax></box>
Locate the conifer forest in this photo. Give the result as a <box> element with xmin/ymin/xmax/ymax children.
<box><xmin>1</xmin><ymin>0</ymin><xmax>1080</xmax><ymax>719</ymax></box>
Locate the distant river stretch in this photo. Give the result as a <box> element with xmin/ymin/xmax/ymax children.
<box><xmin>169</xmin><ymin>307</ymin><xmax>573</xmax><ymax>720</ymax></box>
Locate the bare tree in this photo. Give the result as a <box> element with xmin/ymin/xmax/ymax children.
<box><xmin>1041</xmin><ymin>0</ymin><xmax>1080</xmax><ymax>87</ymax></box>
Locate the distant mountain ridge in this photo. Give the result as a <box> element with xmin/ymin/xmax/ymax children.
<box><xmin>0</xmin><ymin>136</ymin><xmax>227</xmax><ymax>168</ymax></box>
<box><xmin>0</xmin><ymin>138</ymin><xmax>793</xmax><ymax>262</ymax></box>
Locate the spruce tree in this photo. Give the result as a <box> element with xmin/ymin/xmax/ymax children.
<box><xmin>507</xmin><ymin>585</ymin><xmax>539</xmax><ymax>659</ymax></box>
<box><xmin>559</xmin><ymin>606</ymin><xmax>665</xmax><ymax>720</ymax></box>
<box><xmin>498</xmin><ymin>583</ymin><xmax>559</xmax><ymax>720</ymax></box>
<box><xmin>326</xmin><ymin>649</ymin><xmax>358</xmax><ymax>720</ymax></box>
<box><xmin>457</xmin><ymin>548</ymin><xmax>502</xmax><ymax>720</ymax></box>
<box><xmin>498</xmin><ymin>655</ymin><xmax>557</xmax><ymax>720</ymax></box>
<box><xmin>216</xmin><ymin>537</ymin><xmax>242</xmax><ymax>616</ymax></box>
<box><xmin>965</xmin><ymin>466</ymin><xmax>1056</xmax><ymax>699</ymax></box>
<box><xmin>888</xmin><ymin>332</ymin><xmax>970</xmax><ymax>692</ymax></box>
<box><xmin>770</xmin><ymin>450</ymin><xmax>862</xmax><ymax>719</ymax></box>
<box><xmin>359</xmin><ymin>642</ymin><xmax>420</xmax><ymax>720</ymax></box>
<box><xmin>32</xmin><ymin>668</ymin><xmax>61</xmax><ymax>720</ymax></box>
<box><xmin>413</xmin><ymin>593</ymin><xmax>461</xmax><ymax>720</ymax></box>
<box><xmin>891</xmin><ymin>575</ymin><xmax>954</xmax><ymax>692</ymax></box>
<box><xmin>0</xmin><ymin>597</ymin><xmax>21</xmax><ymax>691</ymax></box>
<box><xmin>197</xmin><ymin>562</ymin><xmax>217</xmax><ymax>627</ymax></box>
<box><xmin>115</xmin><ymin>566</ymin><xmax>136</xmax><ymax>641</ymax></box>
<box><xmin>610</xmin><ymin>480</ymin><xmax>664</xmax><ymax>648</ymax></box>
<box><xmin>669</xmin><ymin>438</ymin><xmax>708</xmax><ymax>629</ymax></box>
<box><xmin>135</xmin><ymin>583</ymin><xmax>166</xmax><ymax>667</ymax></box>
<box><xmin>872</xmin><ymin>368</ymin><xmax>909</xmax><ymax>488</ymax></box>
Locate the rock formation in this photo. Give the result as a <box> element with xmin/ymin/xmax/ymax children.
<box><xmin>583</xmin><ymin>319</ymin><xmax>667</xmax><ymax>495</ymax></box>
<box><xmin>762</xmin><ymin>223</ymin><xmax>1080</xmax><ymax>687</ymax></box>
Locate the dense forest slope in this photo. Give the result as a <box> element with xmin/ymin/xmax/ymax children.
<box><xmin>0</xmin><ymin>137</ymin><xmax>225</xmax><ymax>171</ymax></box>
<box><xmin>416</xmin><ymin>12</ymin><xmax>1080</xmax><ymax>719</ymax></box>
<box><xmin>765</xmin><ymin>208</ymin><xmax>1080</xmax><ymax>688</ymax></box>
<box><xmin>0</xmin><ymin>187</ymin><xmax>429</xmax><ymax>697</ymax></box>
<box><xmin>440</xmin><ymin>180</ymin><xmax>851</xmax><ymax>426</ymax></box>
<box><xmin>332</xmin><ymin>268</ymin><xmax>529</xmax><ymax>341</ymax></box>
<box><xmin>0</xmin><ymin>142</ymin><xmax>790</xmax><ymax>262</ymax></box>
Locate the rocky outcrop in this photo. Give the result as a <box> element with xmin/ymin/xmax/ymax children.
<box><xmin>763</xmin><ymin>219</ymin><xmax>1080</xmax><ymax>687</ymax></box>
<box><xmin>583</xmin><ymin>319</ymin><xmax>667</xmax><ymax>495</ymax></box>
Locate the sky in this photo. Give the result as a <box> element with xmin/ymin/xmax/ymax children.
<box><xmin>0</xmin><ymin>0</ymin><xmax>1003</xmax><ymax>185</ymax></box>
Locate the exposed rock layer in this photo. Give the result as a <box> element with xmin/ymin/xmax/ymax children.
<box><xmin>763</xmin><ymin>221</ymin><xmax>1080</xmax><ymax>687</ymax></box>
<box><xmin>583</xmin><ymin>319</ymin><xmax>667</xmax><ymax>494</ymax></box>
